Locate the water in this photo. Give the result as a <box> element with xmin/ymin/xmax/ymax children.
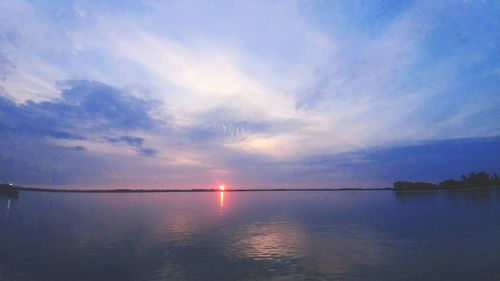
<box><xmin>1</xmin><ymin>189</ymin><xmax>499</xmax><ymax>281</ymax></box>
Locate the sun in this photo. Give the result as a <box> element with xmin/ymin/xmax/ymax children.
<box><xmin>219</xmin><ymin>185</ymin><xmax>225</xmax><ymax>191</ymax></box>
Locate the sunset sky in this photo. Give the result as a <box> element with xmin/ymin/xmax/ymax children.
<box><xmin>0</xmin><ymin>0</ymin><xmax>499</xmax><ymax>188</ymax></box>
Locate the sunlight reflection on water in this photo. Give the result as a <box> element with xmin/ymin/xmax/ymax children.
<box><xmin>0</xmin><ymin>189</ymin><xmax>499</xmax><ymax>281</ymax></box>
<box><xmin>220</xmin><ymin>191</ymin><xmax>224</xmax><ymax>209</ymax></box>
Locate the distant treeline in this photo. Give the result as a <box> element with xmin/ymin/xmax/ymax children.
<box><xmin>394</xmin><ymin>172</ymin><xmax>500</xmax><ymax>191</ymax></box>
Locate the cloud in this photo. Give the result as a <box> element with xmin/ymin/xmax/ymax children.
<box><xmin>106</xmin><ymin>135</ymin><xmax>144</xmax><ymax>146</ymax></box>
<box><xmin>0</xmin><ymin>95</ymin><xmax>85</xmax><ymax>140</ymax></box>
<box><xmin>186</xmin><ymin>105</ymin><xmax>274</xmax><ymax>144</ymax></box>
<box><xmin>0</xmin><ymin>52</ymin><xmax>13</xmax><ymax>81</ymax></box>
<box><xmin>301</xmin><ymin>136</ymin><xmax>500</xmax><ymax>187</ymax></box>
<box><xmin>0</xmin><ymin>134</ymin><xmax>103</xmax><ymax>185</ymax></box>
<box><xmin>105</xmin><ymin>135</ymin><xmax>158</xmax><ymax>157</ymax></box>
<box><xmin>58</xmin><ymin>80</ymin><xmax>158</xmax><ymax>130</ymax></box>
<box><xmin>0</xmin><ymin>1</ymin><xmax>499</xmax><ymax>188</ymax></box>
<box><xmin>0</xmin><ymin>80</ymin><xmax>159</xmax><ymax>139</ymax></box>
<box><xmin>138</xmin><ymin>147</ymin><xmax>158</xmax><ymax>157</ymax></box>
<box><xmin>292</xmin><ymin>0</ymin><xmax>500</xmax><ymax>150</ymax></box>
<box><xmin>0</xmin><ymin>28</ymin><xmax>16</xmax><ymax>85</ymax></box>
<box><xmin>0</xmin><ymin>79</ymin><xmax>164</xmax><ymax>185</ymax></box>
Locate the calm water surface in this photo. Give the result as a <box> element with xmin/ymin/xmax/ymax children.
<box><xmin>1</xmin><ymin>189</ymin><xmax>499</xmax><ymax>281</ymax></box>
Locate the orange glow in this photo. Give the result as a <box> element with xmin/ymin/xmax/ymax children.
<box><xmin>220</xmin><ymin>191</ymin><xmax>224</xmax><ymax>208</ymax></box>
<box><xmin>219</xmin><ymin>185</ymin><xmax>225</xmax><ymax>191</ymax></box>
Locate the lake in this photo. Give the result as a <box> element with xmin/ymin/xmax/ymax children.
<box><xmin>1</xmin><ymin>189</ymin><xmax>499</xmax><ymax>281</ymax></box>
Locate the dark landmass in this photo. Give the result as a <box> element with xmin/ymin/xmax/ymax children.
<box><xmin>2</xmin><ymin>171</ymin><xmax>498</xmax><ymax>194</ymax></box>
<box><xmin>0</xmin><ymin>183</ymin><xmax>19</xmax><ymax>197</ymax></box>
<box><xmin>393</xmin><ymin>171</ymin><xmax>500</xmax><ymax>191</ymax></box>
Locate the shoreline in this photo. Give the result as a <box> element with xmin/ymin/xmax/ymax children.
<box><xmin>15</xmin><ymin>187</ymin><xmax>392</xmax><ymax>193</ymax></box>
<box><xmin>10</xmin><ymin>186</ymin><xmax>499</xmax><ymax>193</ymax></box>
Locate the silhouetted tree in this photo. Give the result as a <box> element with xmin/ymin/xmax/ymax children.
<box><xmin>461</xmin><ymin>174</ymin><xmax>467</xmax><ymax>182</ymax></box>
<box><xmin>394</xmin><ymin>171</ymin><xmax>500</xmax><ymax>191</ymax></box>
<box><xmin>393</xmin><ymin>181</ymin><xmax>437</xmax><ymax>190</ymax></box>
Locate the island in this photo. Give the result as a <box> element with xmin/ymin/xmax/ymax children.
<box><xmin>393</xmin><ymin>172</ymin><xmax>500</xmax><ymax>191</ymax></box>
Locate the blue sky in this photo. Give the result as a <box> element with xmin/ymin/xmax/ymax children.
<box><xmin>0</xmin><ymin>0</ymin><xmax>499</xmax><ymax>188</ymax></box>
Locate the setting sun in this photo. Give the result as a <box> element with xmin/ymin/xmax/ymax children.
<box><xmin>219</xmin><ymin>185</ymin><xmax>225</xmax><ymax>191</ymax></box>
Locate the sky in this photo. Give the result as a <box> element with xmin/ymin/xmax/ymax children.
<box><xmin>0</xmin><ymin>0</ymin><xmax>499</xmax><ymax>189</ymax></box>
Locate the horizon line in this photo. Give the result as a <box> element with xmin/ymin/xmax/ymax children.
<box><xmin>14</xmin><ymin>186</ymin><xmax>392</xmax><ymax>193</ymax></box>
<box><xmin>9</xmin><ymin>186</ymin><xmax>500</xmax><ymax>193</ymax></box>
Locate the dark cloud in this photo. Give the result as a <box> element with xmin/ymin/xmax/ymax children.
<box><xmin>302</xmin><ymin>136</ymin><xmax>500</xmax><ymax>187</ymax></box>
<box><xmin>0</xmin><ymin>96</ymin><xmax>86</xmax><ymax>139</ymax></box>
<box><xmin>0</xmin><ymin>79</ymin><xmax>159</xmax><ymax>142</ymax></box>
<box><xmin>138</xmin><ymin>147</ymin><xmax>158</xmax><ymax>157</ymax></box>
<box><xmin>105</xmin><ymin>135</ymin><xmax>144</xmax><ymax>146</ymax></box>
<box><xmin>0</xmin><ymin>135</ymin><xmax>103</xmax><ymax>185</ymax></box>
<box><xmin>72</xmin><ymin>146</ymin><xmax>87</xmax><ymax>152</ymax></box>
<box><xmin>0</xmin><ymin>80</ymin><xmax>162</xmax><ymax>184</ymax></box>
<box><xmin>104</xmin><ymin>135</ymin><xmax>157</xmax><ymax>157</ymax></box>
<box><xmin>57</xmin><ymin>80</ymin><xmax>158</xmax><ymax>130</ymax></box>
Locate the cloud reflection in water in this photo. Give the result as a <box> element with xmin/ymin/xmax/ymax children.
<box><xmin>1</xmin><ymin>190</ymin><xmax>500</xmax><ymax>280</ymax></box>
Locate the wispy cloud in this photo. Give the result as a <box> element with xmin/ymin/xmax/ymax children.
<box><xmin>0</xmin><ymin>0</ymin><xmax>498</xmax><ymax>187</ymax></box>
